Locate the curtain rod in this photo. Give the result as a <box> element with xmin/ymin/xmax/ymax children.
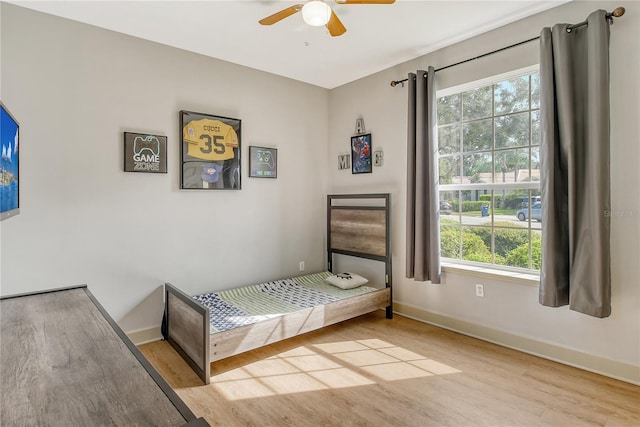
<box><xmin>390</xmin><ymin>7</ymin><xmax>626</xmax><ymax>87</ymax></box>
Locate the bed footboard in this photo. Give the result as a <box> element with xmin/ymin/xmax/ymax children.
<box><xmin>164</xmin><ymin>283</ymin><xmax>211</xmax><ymax>385</ymax></box>
<box><xmin>208</xmin><ymin>287</ymin><xmax>390</xmax><ymax>363</ymax></box>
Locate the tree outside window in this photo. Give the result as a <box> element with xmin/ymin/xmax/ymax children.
<box><xmin>437</xmin><ymin>70</ymin><xmax>541</xmax><ymax>272</ymax></box>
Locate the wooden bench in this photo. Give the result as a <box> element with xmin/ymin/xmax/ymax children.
<box><xmin>0</xmin><ymin>285</ymin><xmax>207</xmax><ymax>426</ymax></box>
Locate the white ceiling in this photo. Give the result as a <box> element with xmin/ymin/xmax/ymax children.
<box><xmin>9</xmin><ymin>0</ymin><xmax>570</xmax><ymax>89</ymax></box>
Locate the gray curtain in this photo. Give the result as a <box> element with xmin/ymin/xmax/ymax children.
<box><xmin>406</xmin><ymin>67</ymin><xmax>441</xmax><ymax>284</ymax></box>
<box><xmin>539</xmin><ymin>10</ymin><xmax>611</xmax><ymax>317</ymax></box>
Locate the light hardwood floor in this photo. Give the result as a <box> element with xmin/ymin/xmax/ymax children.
<box><xmin>140</xmin><ymin>312</ymin><xmax>639</xmax><ymax>427</ymax></box>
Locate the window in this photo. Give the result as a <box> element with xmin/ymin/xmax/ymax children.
<box><xmin>437</xmin><ymin>67</ymin><xmax>541</xmax><ymax>272</ymax></box>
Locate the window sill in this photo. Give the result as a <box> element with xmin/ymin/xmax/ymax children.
<box><xmin>441</xmin><ymin>262</ymin><xmax>540</xmax><ymax>287</ymax></box>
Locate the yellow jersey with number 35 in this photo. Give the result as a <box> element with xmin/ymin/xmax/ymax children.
<box><xmin>183</xmin><ymin>119</ymin><xmax>239</xmax><ymax>161</ymax></box>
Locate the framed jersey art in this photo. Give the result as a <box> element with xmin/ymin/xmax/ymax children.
<box><xmin>180</xmin><ymin>110</ymin><xmax>241</xmax><ymax>190</ymax></box>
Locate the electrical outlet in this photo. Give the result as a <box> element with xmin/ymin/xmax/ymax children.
<box><xmin>475</xmin><ymin>284</ymin><xmax>484</xmax><ymax>297</ymax></box>
<box><xmin>299</xmin><ymin>261</ymin><xmax>305</xmax><ymax>271</ymax></box>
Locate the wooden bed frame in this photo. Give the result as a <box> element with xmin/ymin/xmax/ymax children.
<box><xmin>163</xmin><ymin>193</ymin><xmax>393</xmax><ymax>385</ymax></box>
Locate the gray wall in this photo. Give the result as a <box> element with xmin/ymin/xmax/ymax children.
<box><xmin>2</xmin><ymin>1</ymin><xmax>638</xmax><ymax>383</ymax></box>
<box><xmin>328</xmin><ymin>0</ymin><xmax>639</xmax><ymax>383</ymax></box>
<box><xmin>0</xmin><ymin>3</ymin><xmax>329</xmax><ymax>333</ymax></box>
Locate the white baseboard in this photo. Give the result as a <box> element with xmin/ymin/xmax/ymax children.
<box><xmin>394</xmin><ymin>302</ymin><xmax>640</xmax><ymax>386</ymax></box>
<box><xmin>127</xmin><ymin>327</ymin><xmax>162</xmax><ymax>346</ymax></box>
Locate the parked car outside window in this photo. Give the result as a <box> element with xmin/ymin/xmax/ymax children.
<box><xmin>517</xmin><ymin>202</ymin><xmax>542</xmax><ymax>222</ymax></box>
<box><xmin>519</xmin><ymin>196</ymin><xmax>541</xmax><ymax>208</ymax></box>
<box><xmin>440</xmin><ymin>200</ymin><xmax>452</xmax><ymax>215</ymax></box>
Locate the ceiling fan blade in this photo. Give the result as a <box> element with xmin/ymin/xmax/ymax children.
<box><xmin>259</xmin><ymin>4</ymin><xmax>303</xmax><ymax>25</ymax></box>
<box><xmin>326</xmin><ymin>10</ymin><xmax>347</xmax><ymax>37</ymax></box>
<box><xmin>334</xmin><ymin>0</ymin><xmax>396</xmax><ymax>4</ymax></box>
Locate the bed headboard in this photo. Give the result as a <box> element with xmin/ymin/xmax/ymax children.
<box><xmin>327</xmin><ymin>193</ymin><xmax>392</xmax><ymax>318</ymax></box>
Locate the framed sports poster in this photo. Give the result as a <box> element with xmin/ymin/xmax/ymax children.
<box><xmin>180</xmin><ymin>110</ymin><xmax>241</xmax><ymax>190</ymax></box>
<box><xmin>351</xmin><ymin>133</ymin><xmax>372</xmax><ymax>174</ymax></box>
<box><xmin>123</xmin><ymin>132</ymin><xmax>167</xmax><ymax>173</ymax></box>
<box><xmin>249</xmin><ymin>146</ymin><xmax>277</xmax><ymax>178</ymax></box>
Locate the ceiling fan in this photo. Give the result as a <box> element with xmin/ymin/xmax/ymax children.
<box><xmin>258</xmin><ymin>0</ymin><xmax>396</xmax><ymax>37</ymax></box>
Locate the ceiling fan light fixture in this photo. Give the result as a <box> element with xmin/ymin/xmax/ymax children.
<box><xmin>302</xmin><ymin>1</ymin><xmax>332</xmax><ymax>27</ymax></box>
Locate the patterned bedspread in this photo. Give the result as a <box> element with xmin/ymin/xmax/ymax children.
<box><xmin>193</xmin><ymin>271</ymin><xmax>378</xmax><ymax>334</ymax></box>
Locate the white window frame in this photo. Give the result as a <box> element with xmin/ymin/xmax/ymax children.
<box><xmin>437</xmin><ymin>65</ymin><xmax>541</xmax><ymax>276</ymax></box>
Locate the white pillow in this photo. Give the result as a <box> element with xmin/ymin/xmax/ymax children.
<box><xmin>325</xmin><ymin>273</ymin><xmax>369</xmax><ymax>289</ymax></box>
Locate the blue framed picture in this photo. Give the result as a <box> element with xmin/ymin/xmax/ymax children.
<box><xmin>1</xmin><ymin>102</ymin><xmax>19</xmax><ymax>220</ymax></box>
<box><xmin>351</xmin><ymin>133</ymin><xmax>372</xmax><ymax>174</ymax></box>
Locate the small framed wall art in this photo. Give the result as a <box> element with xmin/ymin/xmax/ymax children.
<box><xmin>351</xmin><ymin>133</ymin><xmax>372</xmax><ymax>174</ymax></box>
<box><xmin>249</xmin><ymin>146</ymin><xmax>277</xmax><ymax>178</ymax></box>
<box><xmin>123</xmin><ymin>132</ymin><xmax>167</xmax><ymax>173</ymax></box>
<box><xmin>180</xmin><ymin>110</ymin><xmax>241</xmax><ymax>190</ymax></box>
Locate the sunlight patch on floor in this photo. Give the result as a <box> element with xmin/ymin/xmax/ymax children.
<box><xmin>211</xmin><ymin>339</ymin><xmax>460</xmax><ymax>401</ymax></box>
<box><xmin>361</xmin><ymin>362</ymin><xmax>434</xmax><ymax>381</ymax></box>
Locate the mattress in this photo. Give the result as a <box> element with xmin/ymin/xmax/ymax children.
<box><xmin>193</xmin><ymin>271</ymin><xmax>378</xmax><ymax>334</ymax></box>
